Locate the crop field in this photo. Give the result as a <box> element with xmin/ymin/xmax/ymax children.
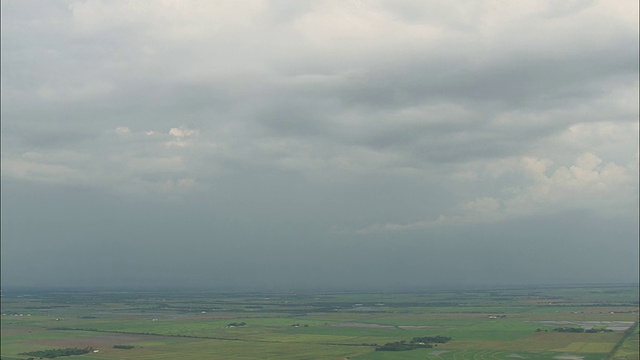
<box><xmin>1</xmin><ymin>285</ymin><xmax>638</xmax><ymax>360</ymax></box>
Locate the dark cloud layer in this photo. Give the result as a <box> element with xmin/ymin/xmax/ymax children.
<box><xmin>1</xmin><ymin>0</ymin><xmax>638</xmax><ymax>290</ymax></box>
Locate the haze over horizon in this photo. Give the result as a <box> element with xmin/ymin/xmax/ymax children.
<box><xmin>1</xmin><ymin>0</ymin><xmax>638</xmax><ymax>291</ymax></box>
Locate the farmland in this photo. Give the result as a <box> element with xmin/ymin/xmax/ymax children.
<box><xmin>1</xmin><ymin>285</ymin><xmax>638</xmax><ymax>359</ymax></box>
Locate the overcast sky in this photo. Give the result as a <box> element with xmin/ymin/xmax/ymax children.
<box><xmin>1</xmin><ymin>0</ymin><xmax>638</xmax><ymax>291</ymax></box>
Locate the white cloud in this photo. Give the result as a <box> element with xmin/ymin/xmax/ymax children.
<box><xmin>165</xmin><ymin>127</ymin><xmax>199</xmax><ymax>148</ymax></box>
<box><xmin>504</xmin><ymin>153</ymin><xmax>636</xmax><ymax>215</ymax></box>
<box><xmin>0</xmin><ymin>126</ymin><xmax>210</xmax><ymax>200</ymax></box>
<box><xmin>359</xmin><ymin>151</ymin><xmax>637</xmax><ymax>234</ymax></box>
<box><xmin>115</xmin><ymin>126</ymin><xmax>132</xmax><ymax>135</ymax></box>
<box><xmin>168</xmin><ymin>127</ymin><xmax>199</xmax><ymax>138</ymax></box>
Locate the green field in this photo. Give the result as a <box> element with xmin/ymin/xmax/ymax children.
<box><xmin>1</xmin><ymin>285</ymin><xmax>638</xmax><ymax>359</ymax></box>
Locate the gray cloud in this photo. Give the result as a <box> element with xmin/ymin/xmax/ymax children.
<box><xmin>1</xmin><ymin>0</ymin><xmax>638</xmax><ymax>289</ymax></box>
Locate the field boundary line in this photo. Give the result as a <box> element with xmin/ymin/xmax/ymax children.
<box><xmin>604</xmin><ymin>320</ymin><xmax>639</xmax><ymax>360</ymax></box>
<box><xmin>47</xmin><ymin>327</ymin><xmax>377</xmax><ymax>347</ymax></box>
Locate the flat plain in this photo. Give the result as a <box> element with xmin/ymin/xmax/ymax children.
<box><xmin>1</xmin><ymin>285</ymin><xmax>638</xmax><ymax>360</ymax></box>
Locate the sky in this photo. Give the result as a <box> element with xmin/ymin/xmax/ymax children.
<box><xmin>1</xmin><ymin>0</ymin><xmax>638</xmax><ymax>291</ymax></box>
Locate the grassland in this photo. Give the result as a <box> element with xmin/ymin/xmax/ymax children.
<box><xmin>1</xmin><ymin>285</ymin><xmax>638</xmax><ymax>359</ymax></box>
